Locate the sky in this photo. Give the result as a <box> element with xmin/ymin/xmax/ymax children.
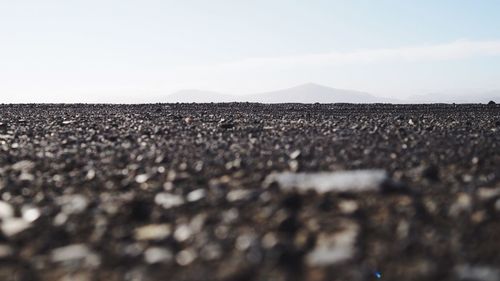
<box><xmin>1</xmin><ymin>0</ymin><xmax>500</xmax><ymax>103</ymax></box>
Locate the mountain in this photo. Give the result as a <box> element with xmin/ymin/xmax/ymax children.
<box><xmin>163</xmin><ymin>83</ymin><xmax>399</xmax><ymax>103</ymax></box>
<box><xmin>408</xmin><ymin>90</ymin><xmax>500</xmax><ymax>103</ymax></box>
<box><xmin>244</xmin><ymin>83</ymin><xmax>396</xmax><ymax>103</ymax></box>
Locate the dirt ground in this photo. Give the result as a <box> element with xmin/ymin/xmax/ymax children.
<box><xmin>0</xmin><ymin>103</ymin><xmax>499</xmax><ymax>281</ymax></box>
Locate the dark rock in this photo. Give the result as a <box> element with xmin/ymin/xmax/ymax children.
<box><xmin>422</xmin><ymin>165</ymin><xmax>440</xmax><ymax>181</ymax></box>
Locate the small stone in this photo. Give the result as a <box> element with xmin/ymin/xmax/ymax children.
<box><xmin>21</xmin><ymin>206</ymin><xmax>41</xmax><ymax>222</ymax></box>
<box><xmin>54</xmin><ymin>212</ymin><xmax>68</xmax><ymax>226</ymax></box>
<box><xmin>1</xmin><ymin>218</ymin><xmax>30</xmax><ymax>237</ymax></box>
<box><xmin>338</xmin><ymin>200</ymin><xmax>358</xmax><ymax>214</ymax></box>
<box><xmin>176</xmin><ymin>249</ymin><xmax>197</xmax><ymax>266</ymax></box>
<box><xmin>261</xmin><ymin>232</ymin><xmax>278</xmax><ymax>249</ymax></box>
<box><xmin>290</xmin><ymin>150</ymin><xmax>301</xmax><ymax>159</ymax></box>
<box><xmin>477</xmin><ymin>187</ymin><xmax>500</xmax><ymax>201</ymax></box>
<box><xmin>0</xmin><ymin>201</ymin><xmax>14</xmax><ymax>219</ymax></box>
<box><xmin>154</xmin><ymin>193</ymin><xmax>184</xmax><ymax>209</ymax></box>
<box><xmin>144</xmin><ymin>247</ymin><xmax>173</xmax><ymax>264</ymax></box>
<box><xmin>19</xmin><ymin>172</ymin><xmax>34</xmax><ymax>182</ymax></box>
<box><xmin>455</xmin><ymin>264</ymin><xmax>499</xmax><ymax>281</ymax></box>
<box><xmin>200</xmin><ymin>243</ymin><xmax>222</xmax><ymax>261</ymax></box>
<box><xmin>449</xmin><ymin>193</ymin><xmax>472</xmax><ymax>217</ymax></box>
<box><xmin>134</xmin><ymin>224</ymin><xmax>171</xmax><ymax>241</ymax></box>
<box><xmin>135</xmin><ymin>174</ymin><xmax>149</xmax><ymax>184</ymax></box>
<box><xmin>472</xmin><ymin>157</ymin><xmax>479</xmax><ymax>165</ymax></box>
<box><xmin>174</xmin><ymin>224</ymin><xmax>192</xmax><ymax>242</ymax></box>
<box><xmin>86</xmin><ymin>169</ymin><xmax>96</xmax><ymax>180</ymax></box>
<box><xmin>51</xmin><ymin>244</ymin><xmax>100</xmax><ymax>267</ymax></box>
<box><xmin>58</xmin><ymin>194</ymin><xmax>89</xmax><ymax>215</ymax></box>
<box><xmin>289</xmin><ymin>160</ymin><xmax>299</xmax><ymax>172</ymax></box>
<box><xmin>186</xmin><ymin>189</ymin><xmax>206</xmax><ymax>202</ymax></box>
<box><xmin>226</xmin><ymin>189</ymin><xmax>252</xmax><ymax>202</ymax></box>
<box><xmin>306</xmin><ymin>221</ymin><xmax>359</xmax><ymax>266</ymax></box>
<box><xmin>12</xmin><ymin>160</ymin><xmax>35</xmax><ymax>171</ymax></box>
<box><xmin>235</xmin><ymin>234</ymin><xmax>255</xmax><ymax>251</ymax></box>
<box><xmin>488</xmin><ymin>100</ymin><xmax>496</xmax><ymax>105</ymax></box>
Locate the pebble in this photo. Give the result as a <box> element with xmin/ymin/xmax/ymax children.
<box><xmin>134</xmin><ymin>224</ymin><xmax>171</xmax><ymax>241</ymax></box>
<box><xmin>154</xmin><ymin>192</ymin><xmax>184</xmax><ymax>209</ymax></box>
<box><xmin>1</xmin><ymin>218</ymin><xmax>30</xmax><ymax>237</ymax></box>
<box><xmin>58</xmin><ymin>194</ymin><xmax>89</xmax><ymax>215</ymax></box>
<box><xmin>21</xmin><ymin>206</ymin><xmax>41</xmax><ymax>222</ymax></box>
<box><xmin>455</xmin><ymin>264</ymin><xmax>500</xmax><ymax>281</ymax></box>
<box><xmin>477</xmin><ymin>187</ymin><xmax>500</xmax><ymax>201</ymax></box>
<box><xmin>0</xmin><ymin>201</ymin><xmax>14</xmax><ymax>219</ymax></box>
<box><xmin>186</xmin><ymin>189</ymin><xmax>206</xmax><ymax>202</ymax></box>
<box><xmin>135</xmin><ymin>174</ymin><xmax>149</xmax><ymax>184</ymax></box>
<box><xmin>174</xmin><ymin>224</ymin><xmax>193</xmax><ymax>242</ymax></box>
<box><xmin>11</xmin><ymin>160</ymin><xmax>35</xmax><ymax>171</ymax></box>
<box><xmin>176</xmin><ymin>249</ymin><xmax>197</xmax><ymax>266</ymax></box>
<box><xmin>306</xmin><ymin>221</ymin><xmax>359</xmax><ymax>266</ymax></box>
<box><xmin>226</xmin><ymin>189</ymin><xmax>252</xmax><ymax>202</ymax></box>
<box><xmin>289</xmin><ymin>150</ymin><xmax>301</xmax><ymax>159</ymax></box>
<box><xmin>144</xmin><ymin>247</ymin><xmax>173</xmax><ymax>264</ymax></box>
<box><xmin>449</xmin><ymin>193</ymin><xmax>472</xmax><ymax>217</ymax></box>
<box><xmin>338</xmin><ymin>200</ymin><xmax>359</xmax><ymax>214</ymax></box>
<box><xmin>51</xmin><ymin>244</ymin><xmax>100</xmax><ymax>267</ymax></box>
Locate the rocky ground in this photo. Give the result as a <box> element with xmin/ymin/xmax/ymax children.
<box><xmin>0</xmin><ymin>103</ymin><xmax>499</xmax><ymax>281</ymax></box>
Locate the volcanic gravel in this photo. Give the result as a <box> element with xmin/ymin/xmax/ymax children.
<box><xmin>0</xmin><ymin>103</ymin><xmax>499</xmax><ymax>281</ymax></box>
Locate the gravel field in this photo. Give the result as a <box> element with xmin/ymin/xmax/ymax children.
<box><xmin>0</xmin><ymin>103</ymin><xmax>499</xmax><ymax>281</ymax></box>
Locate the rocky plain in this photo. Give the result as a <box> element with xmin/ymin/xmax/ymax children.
<box><xmin>0</xmin><ymin>103</ymin><xmax>499</xmax><ymax>281</ymax></box>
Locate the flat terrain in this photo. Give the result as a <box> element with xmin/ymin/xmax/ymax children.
<box><xmin>0</xmin><ymin>103</ymin><xmax>499</xmax><ymax>281</ymax></box>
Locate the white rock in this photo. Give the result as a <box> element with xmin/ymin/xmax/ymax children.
<box><xmin>306</xmin><ymin>221</ymin><xmax>359</xmax><ymax>266</ymax></box>
<box><xmin>455</xmin><ymin>264</ymin><xmax>500</xmax><ymax>281</ymax></box>
<box><xmin>449</xmin><ymin>193</ymin><xmax>472</xmax><ymax>217</ymax></box>
<box><xmin>338</xmin><ymin>200</ymin><xmax>359</xmax><ymax>214</ymax></box>
<box><xmin>226</xmin><ymin>189</ymin><xmax>252</xmax><ymax>202</ymax></box>
<box><xmin>174</xmin><ymin>224</ymin><xmax>192</xmax><ymax>242</ymax></box>
<box><xmin>22</xmin><ymin>206</ymin><xmax>41</xmax><ymax>222</ymax></box>
<box><xmin>144</xmin><ymin>247</ymin><xmax>173</xmax><ymax>264</ymax></box>
<box><xmin>51</xmin><ymin>244</ymin><xmax>100</xmax><ymax>267</ymax></box>
<box><xmin>1</xmin><ymin>218</ymin><xmax>30</xmax><ymax>237</ymax></box>
<box><xmin>0</xmin><ymin>201</ymin><xmax>14</xmax><ymax>219</ymax></box>
<box><xmin>477</xmin><ymin>187</ymin><xmax>500</xmax><ymax>201</ymax></box>
<box><xmin>12</xmin><ymin>160</ymin><xmax>35</xmax><ymax>171</ymax></box>
<box><xmin>290</xmin><ymin>150</ymin><xmax>301</xmax><ymax>159</ymax></box>
<box><xmin>154</xmin><ymin>193</ymin><xmax>184</xmax><ymax>209</ymax></box>
<box><xmin>134</xmin><ymin>224</ymin><xmax>171</xmax><ymax>241</ymax></box>
<box><xmin>58</xmin><ymin>194</ymin><xmax>89</xmax><ymax>215</ymax></box>
<box><xmin>176</xmin><ymin>249</ymin><xmax>197</xmax><ymax>266</ymax></box>
<box><xmin>19</xmin><ymin>172</ymin><xmax>34</xmax><ymax>181</ymax></box>
<box><xmin>266</xmin><ymin>170</ymin><xmax>387</xmax><ymax>193</ymax></box>
<box><xmin>186</xmin><ymin>189</ymin><xmax>206</xmax><ymax>202</ymax></box>
<box><xmin>135</xmin><ymin>174</ymin><xmax>149</xmax><ymax>184</ymax></box>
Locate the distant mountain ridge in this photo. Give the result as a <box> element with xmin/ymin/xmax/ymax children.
<box><xmin>165</xmin><ymin>83</ymin><xmax>400</xmax><ymax>103</ymax></box>
<box><xmin>163</xmin><ymin>83</ymin><xmax>499</xmax><ymax>103</ymax></box>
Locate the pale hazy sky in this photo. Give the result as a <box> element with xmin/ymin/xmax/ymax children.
<box><xmin>2</xmin><ymin>0</ymin><xmax>500</xmax><ymax>103</ymax></box>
